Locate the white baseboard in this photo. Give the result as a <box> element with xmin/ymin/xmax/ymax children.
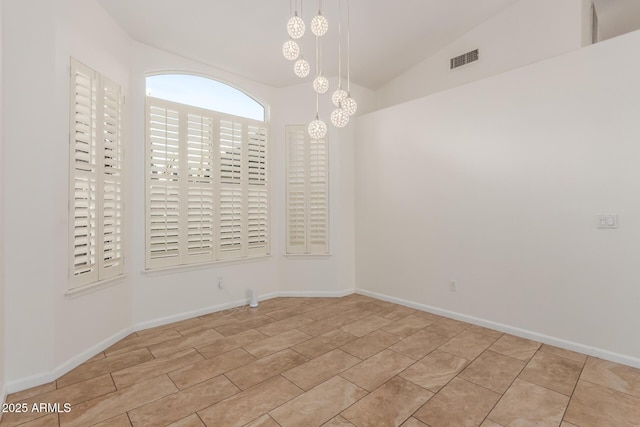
<box><xmin>5</xmin><ymin>289</ymin><xmax>354</xmax><ymax>394</ymax></box>
<box><xmin>355</xmin><ymin>288</ymin><xmax>640</xmax><ymax>369</ymax></box>
<box><xmin>277</xmin><ymin>289</ymin><xmax>354</xmax><ymax>298</ymax></box>
<box><xmin>6</xmin><ymin>327</ymin><xmax>134</xmax><ymax>394</ymax></box>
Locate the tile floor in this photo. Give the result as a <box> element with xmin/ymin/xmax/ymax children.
<box><xmin>2</xmin><ymin>294</ymin><xmax>640</xmax><ymax>426</ymax></box>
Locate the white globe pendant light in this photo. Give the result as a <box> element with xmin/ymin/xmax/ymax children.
<box><xmin>282</xmin><ymin>40</ymin><xmax>300</xmax><ymax>60</ymax></box>
<box><xmin>331</xmin><ymin>108</ymin><xmax>349</xmax><ymax>128</ymax></box>
<box><xmin>294</xmin><ymin>58</ymin><xmax>310</xmax><ymax>78</ymax></box>
<box><xmin>313</xmin><ymin>75</ymin><xmax>329</xmax><ymax>94</ymax></box>
<box><xmin>309</xmin><ymin>115</ymin><xmax>328</xmax><ymax>139</ymax></box>
<box><xmin>287</xmin><ymin>12</ymin><xmax>305</xmax><ymax>39</ymax></box>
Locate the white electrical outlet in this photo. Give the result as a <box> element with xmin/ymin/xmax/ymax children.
<box><xmin>449</xmin><ymin>280</ymin><xmax>457</xmax><ymax>292</ymax></box>
<box><xmin>217</xmin><ymin>276</ymin><xmax>224</xmax><ymax>289</ymax></box>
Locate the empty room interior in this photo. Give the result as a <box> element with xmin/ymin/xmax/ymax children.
<box><xmin>1</xmin><ymin>0</ymin><xmax>640</xmax><ymax>425</ymax></box>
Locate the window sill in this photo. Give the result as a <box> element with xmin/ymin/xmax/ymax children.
<box><xmin>143</xmin><ymin>254</ymin><xmax>272</xmax><ymax>277</ymax></box>
<box><xmin>284</xmin><ymin>253</ymin><xmax>332</xmax><ymax>260</ymax></box>
<box><xmin>65</xmin><ymin>274</ymin><xmax>126</xmax><ymax>299</ymax></box>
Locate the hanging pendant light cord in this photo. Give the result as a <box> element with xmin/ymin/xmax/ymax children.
<box><xmin>337</xmin><ymin>0</ymin><xmax>342</xmax><ymax>88</ymax></box>
<box><xmin>347</xmin><ymin>0</ymin><xmax>351</xmax><ymax>93</ymax></box>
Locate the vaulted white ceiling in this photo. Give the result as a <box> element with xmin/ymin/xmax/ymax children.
<box><xmin>95</xmin><ymin>0</ymin><xmax>640</xmax><ymax>90</ymax></box>
<box><xmin>96</xmin><ymin>0</ymin><xmax>521</xmax><ymax>90</ymax></box>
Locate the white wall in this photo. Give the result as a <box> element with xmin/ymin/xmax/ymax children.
<box><xmin>0</xmin><ymin>0</ymin><xmax>6</xmax><ymax>410</ymax></box>
<box><xmin>355</xmin><ymin>30</ymin><xmax>640</xmax><ymax>366</ymax></box>
<box><xmin>273</xmin><ymin>80</ymin><xmax>375</xmax><ymax>296</ymax></box>
<box><xmin>129</xmin><ymin>42</ymin><xmax>284</xmax><ymax>326</ymax></box>
<box><xmin>377</xmin><ymin>0</ymin><xmax>592</xmax><ymax>109</ymax></box>
<box><xmin>3</xmin><ymin>0</ymin><xmax>132</xmax><ymax>390</ymax></box>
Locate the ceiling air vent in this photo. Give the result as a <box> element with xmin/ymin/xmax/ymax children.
<box><xmin>450</xmin><ymin>49</ymin><xmax>479</xmax><ymax>69</ymax></box>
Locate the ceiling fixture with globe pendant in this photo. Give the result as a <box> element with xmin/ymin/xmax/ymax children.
<box><xmin>282</xmin><ymin>0</ymin><xmax>357</xmax><ymax>138</ymax></box>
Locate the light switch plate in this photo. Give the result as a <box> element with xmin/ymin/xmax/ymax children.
<box><xmin>597</xmin><ymin>214</ymin><xmax>618</xmax><ymax>229</ymax></box>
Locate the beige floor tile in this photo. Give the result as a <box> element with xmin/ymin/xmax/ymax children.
<box><xmin>270</xmin><ymin>376</ymin><xmax>367</xmax><ymax>427</ymax></box>
<box><xmin>1</xmin><ymin>375</ymin><xmax>116</xmax><ymax>426</ymax></box>
<box><xmin>305</xmin><ymin>297</ymin><xmax>338</xmax><ymax>308</ymax></box>
<box><xmin>340</xmin><ymin>315</ymin><xmax>393</xmax><ymax>337</ymax></box>
<box><xmin>298</xmin><ymin>316</ymin><xmax>358</xmax><ymax>337</ymax></box>
<box><xmin>92</xmin><ymin>414</ymin><xmax>132</xmax><ymax>426</ymax></box>
<box><xmin>128</xmin><ymin>375</ymin><xmax>239</xmax><ymax>426</ymax></box>
<box><xmin>214</xmin><ymin>315</ymin><xmax>276</xmax><ymax>336</ymax></box>
<box><xmin>244</xmin><ymin>414</ymin><xmax>281</xmax><ymax>427</ymax></box>
<box><xmin>400</xmin><ymin>418</ymin><xmax>429</xmax><ymax>427</ymax></box>
<box><xmin>112</xmin><ymin>349</ymin><xmax>203</xmax><ymax>389</ymax></box>
<box><xmin>459</xmin><ymin>350</ymin><xmax>526</xmax><ymax>394</ymax></box>
<box><xmin>243</xmin><ymin>329</ymin><xmax>312</xmax><ymax>358</ymax></box>
<box><xmin>389</xmin><ymin>329</ymin><xmax>450</xmax><ymax>360</ymax></box>
<box><xmin>466</xmin><ymin>325</ymin><xmax>504</xmax><ymax>339</ymax></box>
<box><xmin>423</xmin><ymin>317</ymin><xmax>470</xmax><ymax>338</ymax></box>
<box><xmin>538</xmin><ymin>344</ymin><xmax>587</xmax><ymax>365</ymax></box>
<box><xmin>341</xmin><ymin>350</ymin><xmax>415</xmax><ymax>391</ymax></box>
<box><xmin>264</xmin><ymin>303</ymin><xmax>318</xmax><ymax>320</ymax></box>
<box><xmin>489</xmin><ymin>334</ymin><xmax>541</xmax><ymax>362</ymax></box>
<box><xmin>411</xmin><ymin>310</ymin><xmax>443</xmax><ymax>323</ymax></box>
<box><xmin>519</xmin><ymin>351</ymin><xmax>582</xmax><ymax>396</ymax></box>
<box><xmin>438</xmin><ymin>330</ymin><xmax>498</xmax><ymax>360</ymax></box>
<box><xmin>16</xmin><ymin>414</ymin><xmax>59</xmax><ymax>427</ymax></box>
<box><xmin>323</xmin><ymin>415</ymin><xmax>356</xmax><ymax>426</ymax></box>
<box><xmin>176</xmin><ymin>316</ymin><xmax>237</xmax><ymax>337</ymax></box>
<box><xmin>340</xmin><ymin>330</ymin><xmax>401</xmax><ymax>359</ymax></box>
<box><xmin>169</xmin><ymin>348</ymin><xmax>256</xmax><ymax>390</ymax></box>
<box><xmin>488</xmin><ymin>378</ymin><xmax>569</xmax><ymax>427</ymax></box>
<box><xmin>105</xmin><ymin>329</ymin><xmax>182</xmax><ymax>357</ymax></box>
<box><xmin>414</xmin><ymin>377</ymin><xmax>501</xmax><ymax>427</ymax></box>
<box><xmin>10</xmin><ymin>296</ymin><xmax>624</xmax><ymax>427</ymax></box>
<box><xmin>283</xmin><ymin>349</ymin><xmax>360</xmax><ymax>390</ymax></box>
<box><xmin>87</xmin><ymin>352</ymin><xmax>107</xmax><ymax>363</ymax></box>
<box><xmin>580</xmin><ymin>356</ymin><xmax>640</xmax><ymax>398</ymax></box>
<box><xmin>382</xmin><ymin>314</ymin><xmax>435</xmax><ymax>338</ymax></box>
<box><xmin>226</xmin><ymin>349</ymin><xmax>307</xmax><ymax>390</ymax></box>
<box><xmin>291</xmin><ymin>329</ymin><xmax>357</xmax><ymax>359</ymax></box>
<box><xmin>59</xmin><ymin>375</ymin><xmax>177</xmax><ymax>427</ymax></box>
<box><xmin>197</xmin><ymin>376</ymin><xmax>303</xmax><ymax>427</ymax></box>
<box><xmin>480</xmin><ymin>420</ymin><xmax>504</xmax><ymax>427</ymax></box>
<box><xmin>342</xmin><ymin>376</ymin><xmax>433</xmax><ymax>427</ymax></box>
<box><xmin>195</xmin><ymin>329</ymin><xmax>267</xmax><ymax>359</ymax></box>
<box><xmin>376</xmin><ymin>306</ymin><xmax>418</xmax><ymax>322</ymax></box>
<box><xmin>148</xmin><ymin>329</ymin><xmax>224</xmax><ymax>358</ymax></box>
<box><xmin>400</xmin><ymin>350</ymin><xmax>469</xmax><ymax>393</ymax></box>
<box><xmin>166</xmin><ymin>414</ymin><xmax>205</xmax><ymax>427</ymax></box>
<box><xmin>564</xmin><ymin>379</ymin><xmax>640</xmax><ymax>427</ymax></box>
<box><xmin>305</xmin><ymin>304</ymin><xmax>353</xmax><ymax>321</ymax></box>
<box><xmin>57</xmin><ymin>348</ymin><xmax>153</xmax><ymax>388</ymax></box>
<box><xmin>256</xmin><ymin>314</ymin><xmax>315</xmax><ymax>336</ymax></box>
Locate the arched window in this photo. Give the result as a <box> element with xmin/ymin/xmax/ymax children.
<box><xmin>146</xmin><ymin>74</ymin><xmax>265</xmax><ymax>121</ymax></box>
<box><xmin>145</xmin><ymin>73</ymin><xmax>269</xmax><ymax>270</ymax></box>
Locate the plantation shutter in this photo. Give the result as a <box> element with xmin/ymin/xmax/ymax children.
<box><xmin>247</xmin><ymin>125</ymin><xmax>269</xmax><ymax>254</ymax></box>
<box><xmin>146</xmin><ymin>100</ymin><xmax>181</xmax><ymax>269</ymax></box>
<box><xmin>100</xmin><ymin>78</ymin><xmax>124</xmax><ymax>279</ymax></box>
<box><xmin>70</xmin><ymin>61</ymin><xmax>99</xmax><ymax>286</ymax></box>
<box><xmin>186</xmin><ymin>112</ymin><xmax>216</xmax><ymax>263</ymax></box>
<box><xmin>218</xmin><ymin>119</ymin><xmax>244</xmax><ymax>259</ymax></box>
<box><xmin>69</xmin><ymin>58</ymin><xmax>124</xmax><ymax>288</ymax></box>
<box><xmin>145</xmin><ymin>97</ymin><xmax>269</xmax><ymax>270</ymax></box>
<box><xmin>285</xmin><ymin>125</ymin><xmax>329</xmax><ymax>254</ymax></box>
